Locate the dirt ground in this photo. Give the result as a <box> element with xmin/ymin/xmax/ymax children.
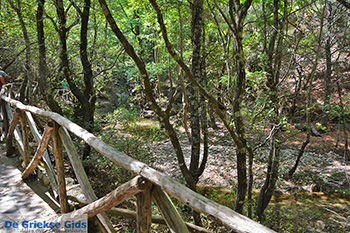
<box><xmin>149</xmin><ymin>122</ymin><xmax>350</xmax><ymax>232</ymax></box>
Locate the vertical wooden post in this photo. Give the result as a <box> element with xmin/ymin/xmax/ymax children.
<box><xmin>58</xmin><ymin>127</ymin><xmax>116</xmax><ymax>233</ymax></box>
<box><xmin>152</xmin><ymin>186</ymin><xmax>190</xmax><ymax>233</ymax></box>
<box><xmin>19</xmin><ymin>110</ymin><xmax>30</xmax><ymax>167</ymax></box>
<box><xmin>6</xmin><ymin>108</ymin><xmax>20</xmax><ymax>157</ymax></box>
<box><xmin>0</xmin><ymin>100</ymin><xmax>9</xmax><ymax>138</ymax></box>
<box><xmin>136</xmin><ymin>181</ymin><xmax>152</xmax><ymax>233</ymax></box>
<box><xmin>52</xmin><ymin>121</ymin><xmax>68</xmax><ymax>213</ymax></box>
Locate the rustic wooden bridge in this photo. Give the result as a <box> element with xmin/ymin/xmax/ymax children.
<box><xmin>0</xmin><ymin>85</ymin><xmax>275</xmax><ymax>233</ymax></box>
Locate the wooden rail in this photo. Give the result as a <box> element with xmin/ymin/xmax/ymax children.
<box><xmin>0</xmin><ymin>86</ymin><xmax>276</xmax><ymax>233</ymax></box>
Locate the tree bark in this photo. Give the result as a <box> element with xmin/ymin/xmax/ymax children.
<box><xmin>256</xmin><ymin>0</ymin><xmax>285</xmax><ymax>219</ymax></box>
<box><xmin>228</xmin><ymin>0</ymin><xmax>254</xmax><ymax>213</ymax></box>
<box><xmin>151</xmin><ymin>0</ymin><xmax>254</xmax><ymax>214</ymax></box>
<box><xmin>98</xmin><ymin>0</ymin><xmax>195</xmax><ymax>188</ymax></box>
<box><xmin>323</xmin><ymin>2</ymin><xmax>333</xmax><ymax>126</ymax></box>
<box><xmin>54</xmin><ymin>0</ymin><xmax>96</xmax><ymax>158</ymax></box>
<box><xmin>80</xmin><ymin>0</ymin><xmax>96</xmax><ymax>159</ymax></box>
<box><xmin>188</xmin><ymin>0</ymin><xmax>203</xmax><ymax>189</ymax></box>
<box><xmin>188</xmin><ymin>1</ymin><xmax>207</xmax><ymax>224</ymax></box>
<box><xmin>6</xmin><ymin>0</ymin><xmax>32</xmax><ymax>103</ymax></box>
<box><xmin>36</xmin><ymin>0</ymin><xmax>63</xmax><ymax>114</ymax></box>
<box><xmin>336</xmin><ymin>0</ymin><xmax>350</xmax><ymax>9</ymax></box>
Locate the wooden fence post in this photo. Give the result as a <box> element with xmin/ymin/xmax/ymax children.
<box><xmin>106</xmin><ymin>208</ymin><xmax>212</xmax><ymax>233</ymax></box>
<box><xmin>19</xmin><ymin>110</ymin><xmax>30</xmax><ymax>166</ymax></box>
<box><xmin>152</xmin><ymin>186</ymin><xmax>190</xmax><ymax>233</ymax></box>
<box><xmin>52</xmin><ymin>121</ymin><xmax>68</xmax><ymax>213</ymax></box>
<box><xmin>0</xmin><ymin>100</ymin><xmax>9</xmax><ymax>139</ymax></box>
<box><xmin>58</xmin><ymin>127</ymin><xmax>116</xmax><ymax>233</ymax></box>
<box><xmin>62</xmin><ymin>176</ymin><xmax>146</xmax><ymax>219</ymax></box>
<box><xmin>22</xmin><ymin>124</ymin><xmax>54</xmax><ymax>179</ymax></box>
<box><xmin>25</xmin><ymin>112</ymin><xmax>58</xmax><ymax>198</ymax></box>
<box><xmin>136</xmin><ymin>181</ymin><xmax>152</xmax><ymax>233</ymax></box>
<box><xmin>6</xmin><ymin>108</ymin><xmax>20</xmax><ymax>157</ymax></box>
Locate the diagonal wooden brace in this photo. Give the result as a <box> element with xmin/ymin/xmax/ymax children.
<box><xmin>6</xmin><ymin>108</ymin><xmax>20</xmax><ymax>157</ymax></box>
<box><xmin>22</xmin><ymin>124</ymin><xmax>54</xmax><ymax>179</ymax></box>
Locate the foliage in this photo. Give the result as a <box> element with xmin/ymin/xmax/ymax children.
<box><xmin>102</xmin><ymin>107</ymin><xmax>139</xmax><ymax>126</ymax></box>
<box><xmin>84</xmin><ymin>123</ymin><xmax>154</xmax><ymax>186</ymax></box>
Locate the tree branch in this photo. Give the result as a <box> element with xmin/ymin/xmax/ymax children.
<box><xmin>45</xmin><ymin>13</ymin><xmax>59</xmax><ymax>32</ymax></box>
<box><xmin>336</xmin><ymin>0</ymin><xmax>350</xmax><ymax>9</ymax></box>
<box><xmin>98</xmin><ymin>0</ymin><xmax>194</xmax><ymax>185</ymax></box>
<box><xmin>149</xmin><ymin>0</ymin><xmax>246</xmax><ymax>149</ymax></box>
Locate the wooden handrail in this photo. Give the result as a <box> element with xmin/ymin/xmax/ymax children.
<box><xmin>0</xmin><ymin>90</ymin><xmax>276</xmax><ymax>233</ymax></box>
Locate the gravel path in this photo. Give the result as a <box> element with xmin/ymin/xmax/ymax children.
<box><xmin>149</xmin><ymin>127</ymin><xmax>350</xmax><ymax>193</ymax></box>
<box><xmin>150</xmin><ymin>138</ymin><xmax>237</xmax><ymax>187</ymax></box>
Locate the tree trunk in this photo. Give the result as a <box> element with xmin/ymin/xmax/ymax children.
<box><xmin>80</xmin><ymin>0</ymin><xmax>95</xmax><ymax>159</ymax></box>
<box><xmin>256</xmin><ymin>0</ymin><xmax>285</xmax><ymax>219</ymax></box>
<box><xmin>7</xmin><ymin>0</ymin><xmax>32</xmax><ymax>103</ymax></box>
<box><xmin>55</xmin><ymin>0</ymin><xmax>96</xmax><ymax>158</ymax></box>
<box><xmin>99</xmin><ymin>0</ymin><xmax>196</xmax><ymax>189</ymax></box>
<box><xmin>288</xmin><ymin>134</ymin><xmax>310</xmax><ymax>178</ymax></box>
<box><xmin>188</xmin><ymin>0</ymin><xmax>204</xmax><ymax>225</ymax></box>
<box><xmin>335</xmin><ymin>67</ymin><xmax>349</xmax><ymax>161</ymax></box>
<box><xmin>228</xmin><ymin>0</ymin><xmax>254</xmax><ymax>213</ymax></box>
<box><xmin>231</xmin><ymin>27</ymin><xmax>248</xmax><ymax>213</ymax></box>
<box><xmin>36</xmin><ymin>0</ymin><xmax>63</xmax><ymax>114</ymax></box>
<box><xmin>177</xmin><ymin>2</ymin><xmax>192</xmax><ymax>141</ymax></box>
<box><xmin>151</xmin><ymin>0</ymin><xmax>254</xmax><ymax>215</ymax></box>
<box><xmin>323</xmin><ymin>2</ymin><xmax>333</xmax><ymax>126</ymax></box>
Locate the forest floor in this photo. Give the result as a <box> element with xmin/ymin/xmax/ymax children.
<box><xmin>90</xmin><ymin>107</ymin><xmax>349</xmax><ymax>232</ymax></box>
<box><xmin>146</xmin><ymin>120</ymin><xmax>350</xmax><ymax>232</ymax></box>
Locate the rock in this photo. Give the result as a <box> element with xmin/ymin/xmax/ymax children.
<box><xmin>65</xmin><ymin>177</ymin><xmax>75</xmax><ymax>185</ymax></box>
<box><xmin>311</xmin><ymin>183</ymin><xmax>321</xmax><ymax>192</ymax></box>
<box><xmin>143</xmin><ymin>110</ymin><xmax>155</xmax><ymax>119</ymax></box>
<box><xmin>315</xmin><ymin>220</ymin><xmax>325</xmax><ymax>230</ymax></box>
<box><xmin>295</xmin><ymin>124</ymin><xmax>322</xmax><ymax>137</ymax></box>
<box><xmin>66</xmin><ymin>182</ymin><xmax>88</xmax><ymax>206</ymax></box>
<box><xmin>311</xmin><ymin>125</ymin><xmax>322</xmax><ymax>137</ymax></box>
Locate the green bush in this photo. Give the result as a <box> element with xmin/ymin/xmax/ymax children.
<box><xmin>102</xmin><ymin>106</ymin><xmax>139</xmax><ymax>126</ymax></box>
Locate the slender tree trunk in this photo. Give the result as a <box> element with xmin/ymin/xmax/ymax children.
<box><xmin>323</xmin><ymin>2</ymin><xmax>333</xmax><ymax>126</ymax></box>
<box><xmin>288</xmin><ymin>134</ymin><xmax>310</xmax><ymax>178</ymax></box>
<box><xmin>188</xmin><ymin>0</ymin><xmax>203</xmax><ymax>187</ymax></box>
<box><xmin>286</xmin><ymin>0</ymin><xmax>327</xmax><ymax>181</ymax></box>
<box><xmin>55</xmin><ymin>0</ymin><xmax>88</xmax><ymax>110</ymax></box>
<box><xmin>256</xmin><ymin>0</ymin><xmax>285</xmax><ymax>219</ymax></box>
<box><xmin>99</xmin><ymin>0</ymin><xmax>196</xmax><ymax>189</ymax></box>
<box><xmin>80</xmin><ymin>0</ymin><xmax>95</xmax><ymax>159</ymax></box>
<box><xmin>55</xmin><ymin>0</ymin><xmax>96</xmax><ymax>158</ymax></box>
<box><xmin>150</xmin><ymin>0</ymin><xmax>254</xmax><ymax>215</ymax></box>
<box><xmin>177</xmin><ymin>2</ymin><xmax>192</xmax><ymax>141</ymax></box>
<box><xmin>256</xmin><ymin>137</ymin><xmax>280</xmax><ymax>220</ymax></box>
<box><xmin>228</xmin><ymin>0</ymin><xmax>251</xmax><ymax>213</ymax></box>
<box><xmin>335</xmin><ymin>67</ymin><xmax>349</xmax><ymax>161</ymax></box>
<box><xmin>7</xmin><ymin>0</ymin><xmax>31</xmax><ymax>103</ymax></box>
<box><xmin>36</xmin><ymin>0</ymin><xmax>63</xmax><ymax>114</ymax></box>
<box><xmin>188</xmin><ymin>0</ymin><xmax>204</xmax><ymax>225</ymax></box>
<box><xmin>232</xmin><ymin>27</ymin><xmax>248</xmax><ymax>213</ymax></box>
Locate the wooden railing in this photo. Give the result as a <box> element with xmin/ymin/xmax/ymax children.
<box><xmin>0</xmin><ymin>86</ymin><xmax>275</xmax><ymax>233</ymax></box>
